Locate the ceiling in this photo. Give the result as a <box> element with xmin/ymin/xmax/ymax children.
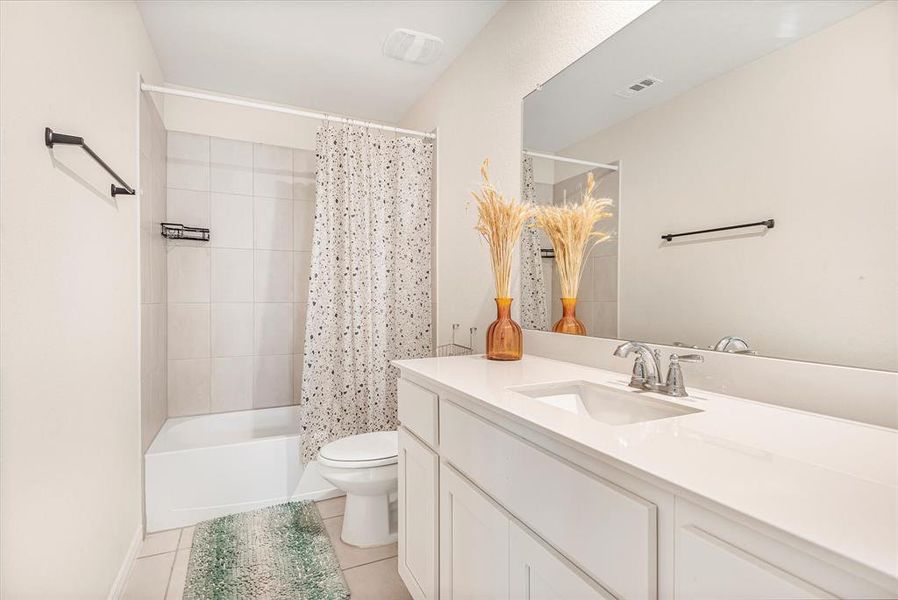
<box><xmin>137</xmin><ymin>1</ymin><xmax>503</xmax><ymax>123</ymax></box>
<box><xmin>523</xmin><ymin>0</ymin><xmax>876</xmax><ymax>153</ymax></box>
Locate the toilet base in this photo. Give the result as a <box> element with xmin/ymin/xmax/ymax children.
<box><xmin>341</xmin><ymin>493</ymin><xmax>398</xmax><ymax>548</ymax></box>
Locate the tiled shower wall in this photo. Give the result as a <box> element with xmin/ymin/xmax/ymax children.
<box><xmin>139</xmin><ymin>95</ymin><xmax>168</xmax><ymax>451</ymax></box>
<box><xmin>550</xmin><ymin>169</ymin><xmax>620</xmax><ymax>338</ymax></box>
<box><xmin>165</xmin><ymin>131</ymin><xmax>315</xmax><ymax>416</ymax></box>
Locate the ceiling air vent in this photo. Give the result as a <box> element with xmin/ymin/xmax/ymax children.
<box><xmin>614</xmin><ymin>76</ymin><xmax>663</xmax><ymax>99</ymax></box>
<box><xmin>383</xmin><ymin>29</ymin><xmax>444</xmax><ymax>65</ymax></box>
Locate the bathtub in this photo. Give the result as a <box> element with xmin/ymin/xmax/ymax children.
<box><xmin>145</xmin><ymin>406</ymin><xmax>339</xmax><ymax>532</ymax></box>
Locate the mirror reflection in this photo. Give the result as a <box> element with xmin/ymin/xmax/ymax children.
<box><xmin>521</xmin><ymin>0</ymin><xmax>896</xmax><ymax>371</ymax></box>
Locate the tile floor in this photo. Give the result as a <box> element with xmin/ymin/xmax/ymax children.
<box><xmin>122</xmin><ymin>496</ymin><xmax>411</xmax><ymax>599</ymax></box>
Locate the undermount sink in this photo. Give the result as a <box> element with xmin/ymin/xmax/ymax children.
<box><xmin>508</xmin><ymin>380</ymin><xmax>702</xmax><ymax>426</ymax></box>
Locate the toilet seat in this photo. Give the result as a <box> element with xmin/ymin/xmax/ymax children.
<box><xmin>318</xmin><ymin>431</ymin><xmax>398</xmax><ymax>469</ymax></box>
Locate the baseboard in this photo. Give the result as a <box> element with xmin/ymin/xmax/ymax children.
<box><xmin>108</xmin><ymin>524</ymin><xmax>143</xmax><ymax>600</ymax></box>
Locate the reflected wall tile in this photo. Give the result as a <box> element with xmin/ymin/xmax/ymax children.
<box><xmin>593</xmin><ymin>255</ymin><xmax>618</xmax><ymax>302</ymax></box>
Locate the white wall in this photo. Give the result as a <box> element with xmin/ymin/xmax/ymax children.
<box><xmin>400</xmin><ymin>0</ymin><xmax>658</xmax><ymax>348</ymax></box>
<box><xmin>558</xmin><ymin>2</ymin><xmax>897</xmax><ymax>371</ymax></box>
<box><xmin>0</xmin><ymin>1</ymin><xmax>163</xmax><ymax>597</ymax></box>
<box><xmin>163</xmin><ymin>94</ymin><xmax>320</xmax><ymax>151</ymax></box>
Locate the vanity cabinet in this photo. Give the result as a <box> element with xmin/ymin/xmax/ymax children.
<box><xmin>398</xmin><ymin>427</ymin><xmax>439</xmax><ymax>600</ymax></box>
<box><xmin>396</xmin><ymin>373</ymin><xmax>897</xmax><ymax>600</ymax></box>
<box><xmin>439</xmin><ymin>463</ymin><xmax>510</xmax><ymax>599</ymax></box>
<box><xmin>509</xmin><ymin>520</ymin><xmax>613</xmax><ymax>600</ymax></box>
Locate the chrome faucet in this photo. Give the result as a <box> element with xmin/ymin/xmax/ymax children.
<box><xmin>613</xmin><ymin>341</ymin><xmax>703</xmax><ymax>397</ymax></box>
<box><xmin>713</xmin><ymin>335</ymin><xmax>750</xmax><ymax>353</ymax></box>
<box><xmin>613</xmin><ymin>341</ymin><xmax>662</xmax><ymax>389</ymax></box>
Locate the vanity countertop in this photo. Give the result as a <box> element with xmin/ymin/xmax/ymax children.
<box><xmin>393</xmin><ymin>353</ymin><xmax>898</xmax><ymax>583</ymax></box>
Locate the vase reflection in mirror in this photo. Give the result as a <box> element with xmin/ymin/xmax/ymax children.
<box><xmin>553</xmin><ymin>297</ymin><xmax>586</xmax><ymax>335</ymax></box>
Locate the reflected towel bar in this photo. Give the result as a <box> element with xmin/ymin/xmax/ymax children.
<box><xmin>44</xmin><ymin>127</ymin><xmax>135</xmax><ymax>197</ymax></box>
<box><xmin>662</xmin><ymin>219</ymin><xmax>774</xmax><ymax>242</ymax></box>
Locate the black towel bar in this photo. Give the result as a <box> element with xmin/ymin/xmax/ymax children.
<box><xmin>45</xmin><ymin>127</ymin><xmax>135</xmax><ymax>197</ymax></box>
<box><xmin>662</xmin><ymin>219</ymin><xmax>774</xmax><ymax>242</ymax></box>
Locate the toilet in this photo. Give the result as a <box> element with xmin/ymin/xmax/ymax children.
<box><xmin>317</xmin><ymin>430</ymin><xmax>399</xmax><ymax>548</ymax></box>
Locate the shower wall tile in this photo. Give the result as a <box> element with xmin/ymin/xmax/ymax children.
<box><xmin>293</xmin><ymin>354</ymin><xmax>304</xmax><ymax>405</ymax></box>
<box><xmin>293</xmin><ymin>149</ymin><xmax>316</xmax><ymax>201</ymax></box>
<box><xmin>167</xmin><ymin>188</ymin><xmax>210</xmax><ymax>230</ymax></box>
<box><xmin>294</xmin><ymin>302</ymin><xmax>307</xmax><ymax>356</ymax></box>
<box><xmin>593</xmin><ymin>301</ymin><xmax>618</xmax><ymax>339</ymax></box>
<box><xmin>211</xmin><ymin>248</ymin><xmax>253</xmax><ymax>302</ymax></box>
<box><xmin>211</xmin><ymin>357</ymin><xmax>253</xmax><ymax>413</ymax></box>
<box><xmin>168</xmin><ymin>358</ymin><xmax>211</xmax><ymax>417</ymax></box>
<box><xmin>167</xmin><ymin>246</ymin><xmax>210</xmax><ymax>303</ymax></box>
<box><xmin>167</xmin><ymin>132</ymin><xmax>209</xmax><ymax>192</ymax></box>
<box><xmin>211</xmin><ymin>303</ymin><xmax>253</xmax><ymax>357</ymax></box>
<box><xmin>254</xmin><ymin>250</ymin><xmax>293</xmax><ymax>302</ymax></box>
<box><xmin>166</xmin><ymin>132</ymin><xmax>316</xmax><ymax>417</ymax></box>
<box><xmin>293</xmin><ymin>200</ymin><xmax>315</xmax><ymax>251</ymax></box>
<box><xmin>254</xmin><ymin>144</ymin><xmax>293</xmax><ymax>199</ymax></box>
<box><xmin>253</xmin><ymin>354</ymin><xmax>293</xmax><ymax>408</ymax></box>
<box><xmin>210</xmin><ymin>138</ymin><xmax>253</xmax><ymax>195</ymax></box>
<box><xmin>254</xmin><ymin>302</ymin><xmax>293</xmax><ymax>356</ymax></box>
<box><xmin>593</xmin><ymin>255</ymin><xmax>618</xmax><ymax>303</ymax></box>
<box><xmin>254</xmin><ymin>198</ymin><xmax>293</xmax><ymax>250</ymax></box>
<box><xmin>211</xmin><ymin>193</ymin><xmax>253</xmax><ymax>249</ymax></box>
<box><xmin>168</xmin><ymin>304</ymin><xmax>210</xmax><ymax>359</ymax></box>
<box><xmin>140</xmin><ymin>96</ymin><xmax>167</xmax><ymax>451</ymax></box>
<box><xmin>294</xmin><ymin>251</ymin><xmax>311</xmax><ymax>303</ymax></box>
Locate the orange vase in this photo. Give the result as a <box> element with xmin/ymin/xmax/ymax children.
<box><xmin>552</xmin><ymin>297</ymin><xmax>586</xmax><ymax>335</ymax></box>
<box><xmin>486</xmin><ymin>297</ymin><xmax>523</xmax><ymax>361</ymax></box>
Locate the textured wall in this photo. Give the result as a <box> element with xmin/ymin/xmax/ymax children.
<box><xmin>0</xmin><ymin>1</ymin><xmax>164</xmax><ymax>596</ymax></box>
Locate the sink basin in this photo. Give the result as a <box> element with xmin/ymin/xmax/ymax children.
<box><xmin>508</xmin><ymin>380</ymin><xmax>702</xmax><ymax>425</ymax></box>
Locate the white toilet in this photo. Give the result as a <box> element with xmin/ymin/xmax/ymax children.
<box><xmin>317</xmin><ymin>430</ymin><xmax>399</xmax><ymax>548</ymax></box>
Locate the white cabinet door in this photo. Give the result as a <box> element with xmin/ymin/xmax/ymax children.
<box><xmin>509</xmin><ymin>521</ymin><xmax>614</xmax><ymax>600</ymax></box>
<box><xmin>676</xmin><ymin>525</ymin><xmax>835</xmax><ymax>600</ymax></box>
<box><xmin>399</xmin><ymin>428</ymin><xmax>439</xmax><ymax>600</ymax></box>
<box><xmin>440</xmin><ymin>464</ymin><xmax>509</xmax><ymax>600</ymax></box>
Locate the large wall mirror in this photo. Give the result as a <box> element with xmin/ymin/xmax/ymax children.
<box><xmin>520</xmin><ymin>0</ymin><xmax>896</xmax><ymax>372</ymax></box>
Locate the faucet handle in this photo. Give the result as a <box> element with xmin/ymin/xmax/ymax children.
<box><xmin>671</xmin><ymin>353</ymin><xmax>704</xmax><ymax>364</ymax></box>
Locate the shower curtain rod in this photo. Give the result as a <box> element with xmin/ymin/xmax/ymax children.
<box><xmin>523</xmin><ymin>150</ymin><xmax>618</xmax><ymax>171</ymax></box>
<box><xmin>140</xmin><ymin>83</ymin><xmax>437</xmax><ymax>140</ymax></box>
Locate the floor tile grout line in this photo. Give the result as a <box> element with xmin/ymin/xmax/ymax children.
<box><xmin>137</xmin><ymin>548</ymin><xmax>179</xmax><ymax>560</ymax></box>
<box><xmin>341</xmin><ymin>555</ymin><xmax>399</xmax><ymax>573</ymax></box>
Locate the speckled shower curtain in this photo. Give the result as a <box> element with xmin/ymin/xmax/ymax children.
<box><xmin>520</xmin><ymin>155</ymin><xmax>550</xmax><ymax>331</ymax></box>
<box><xmin>299</xmin><ymin>124</ymin><xmax>433</xmax><ymax>462</ymax></box>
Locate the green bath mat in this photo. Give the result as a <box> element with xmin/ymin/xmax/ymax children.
<box><xmin>183</xmin><ymin>501</ymin><xmax>349</xmax><ymax>600</ymax></box>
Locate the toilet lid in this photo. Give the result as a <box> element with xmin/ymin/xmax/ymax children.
<box><xmin>318</xmin><ymin>431</ymin><xmax>398</xmax><ymax>468</ymax></box>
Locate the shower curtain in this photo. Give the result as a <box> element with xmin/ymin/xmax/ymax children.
<box><xmin>299</xmin><ymin>124</ymin><xmax>433</xmax><ymax>461</ymax></box>
<box><xmin>520</xmin><ymin>155</ymin><xmax>550</xmax><ymax>331</ymax></box>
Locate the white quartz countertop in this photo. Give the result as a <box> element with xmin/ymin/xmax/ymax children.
<box><xmin>394</xmin><ymin>354</ymin><xmax>898</xmax><ymax>583</ymax></box>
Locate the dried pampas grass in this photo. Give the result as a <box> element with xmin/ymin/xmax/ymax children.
<box><xmin>536</xmin><ymin>171</ymin><xmax>614</xmax><ymax>298</ymax></box>
<box><xmin>472</xmin><ymin>159</ymin><xmax>536</xmax><ymax>298</ymax></box>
